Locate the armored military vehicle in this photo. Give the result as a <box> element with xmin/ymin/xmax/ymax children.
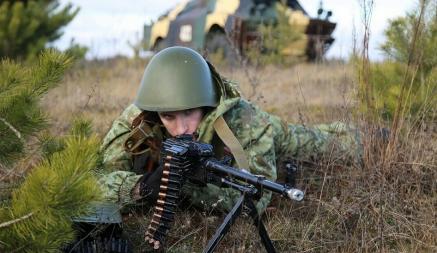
<box><xmin>143</xmin><ymin>0</ymin><xmax>336</xmax><ymax>60</ymax></box>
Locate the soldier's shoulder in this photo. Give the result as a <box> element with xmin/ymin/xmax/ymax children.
<box><xmin>102</xmin><ymin>104</ymin><xmax>141</xmax><ymax>141</ymax></box>
<box><xmin>225</xmin><ymin>99</ymin><xmax>271</xmax><ymax>123</ymax></box>
<box><xmin>223</xmin><ymin>99</ymin><xmax>273</xmax><ymax>141</ymax></box>
<box><xmin>116</xmin><ymin>104</ymin><xmax>142</xmax><ymax>125</ymax></box>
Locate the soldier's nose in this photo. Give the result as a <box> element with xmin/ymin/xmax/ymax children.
<box><xmin>174</xmin><ymin>117</ymin><xmax>189</xmax><ymax>136</ymax></box>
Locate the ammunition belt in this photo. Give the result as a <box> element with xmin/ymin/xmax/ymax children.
<box><xmin>144</xmin><ymin>154</ymin><xmax>189</xmax><ymax>250</ymax></box>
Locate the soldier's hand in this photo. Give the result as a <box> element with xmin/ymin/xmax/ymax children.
<box><xmin>132</xmin><ymin>166</ymin><xmax>163</xmax><ymax>202</ymax></box>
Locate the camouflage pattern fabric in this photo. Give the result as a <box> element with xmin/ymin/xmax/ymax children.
<box><xmin>97</xmin><ymin>68</ymin><xmax>362</xmax><ymax>213</ymax></box>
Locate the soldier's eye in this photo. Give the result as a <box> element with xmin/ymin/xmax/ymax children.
<box><xmin>183</xmin><ymin>109</ymin><xmax>194</xmax><ymax>116</ymax></box>
<box><xmin>159</xmin><ymin>113</ymin><xmax>174</xmax><ymax>120</ymax></box>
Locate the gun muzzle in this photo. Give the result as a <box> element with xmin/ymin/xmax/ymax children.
<box><xmin>286</xmin><ymin>188</ymin><xmax>304</xmax><ymax>201</ymax></box>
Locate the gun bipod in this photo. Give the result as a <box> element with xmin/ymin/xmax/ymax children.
<box><xmin>203</xmin><ymin>179</ymin><xmax>276</xmax><ymax>253</ymax></box>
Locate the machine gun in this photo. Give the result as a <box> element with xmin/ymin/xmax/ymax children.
<box><xmin>144</xmin><ymin>134</ymin><xmax>304</xmax><ymax>252</ymax></box>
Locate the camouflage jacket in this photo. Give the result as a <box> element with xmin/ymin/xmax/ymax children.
<box><xmin>97</xmin><ymin>68</ymin><xmax>361</xmax><ymax>213</ymax></box>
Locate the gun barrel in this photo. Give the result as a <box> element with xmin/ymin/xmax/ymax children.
<box><xmin>203</xmin><ymin>159</ymin><xmax>304</xmax><ymax>201</ymax></box>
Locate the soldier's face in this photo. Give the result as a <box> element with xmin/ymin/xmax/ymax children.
<box><xmin>158</xmin><ymin>108</ymin><xmax>203</xmax><ymax>137</ymax></box>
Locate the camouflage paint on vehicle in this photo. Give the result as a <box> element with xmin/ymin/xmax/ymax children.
<box><xmin>204</xmin><ymin>0</ymin><xmax>240</xmax><ymax>33</ymax></box>
<box><xmin>225</xmin><ymin>0</ymin><xmax>310</xmax><ymax>57</ymax></box>
<box><xmin>143</xmin><ymin>0</ymin><xmax>336</xmax><ymax>60</ymax></box>
<box><xmin>146</xmin><ymin>0</ymin><xmax>189</xmax><ymax>49</ymax></box>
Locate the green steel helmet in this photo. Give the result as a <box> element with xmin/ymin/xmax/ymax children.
<box><xmin>134</xmin><ymin>46</ymin><xmax>218</xmax><ymax>112</ymax></box>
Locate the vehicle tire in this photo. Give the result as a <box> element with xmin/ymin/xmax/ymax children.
<box><xmin>152</xmin><ymin>38</ymin><xmax>166</xmax><ymax>52</ymax></box>
<box><xmin>205</xmin><ymin>31</ymin><xmax>237</xmax><ymax>63</ymax></box>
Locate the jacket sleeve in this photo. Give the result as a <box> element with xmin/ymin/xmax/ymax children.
<box><xmin>270</xmin><ymin>114</ymin><xmax>362</xmax><ymax>164</ymax></box>
<box><xmin>184</xmin><ymin>101</ymin><xmax>361</xmax><ymax>213</ymax></box>
<box><xmin>96</xmin><ymin>104</ymin><xmax>143</xmax><ymax>206</ymax></box>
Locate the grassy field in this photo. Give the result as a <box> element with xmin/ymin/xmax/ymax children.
<box><xmin>40</xmin><ymin>58</ymin><xmax>436</xmax><ymax>253</ymax></box>
<box><xmin>42</xmin><ymin>59</ymin><xmax>356</xmax><ymax>135</ymax></box>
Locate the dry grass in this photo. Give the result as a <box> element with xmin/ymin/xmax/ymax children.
<box><xmin>223</xmin><ymin>62</ymin><xmax>356</xmax><ymax>123</ymax></box>
<box><xmin>41</xmin><ymin>58</ymin><xmax>147</xmax><ymax>136</ymax></box>
<box><xmin>42</xmin><ymin>59</ymin><xmax>355</xmax><ymax>135</ymax></box>
<box><xmin>40</xmin><ymin>58</ymin><xmax>436</xmax><ymax>252</ymax></box>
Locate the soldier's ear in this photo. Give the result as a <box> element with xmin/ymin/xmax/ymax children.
<box><xmin>201</xmin><ymin>106</ymin><xmax>215</xmax><ymax>118</ymax></box>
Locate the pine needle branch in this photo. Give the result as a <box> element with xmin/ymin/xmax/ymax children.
<box><xmin>0</xmin><ymin>117</ymin><xmax>22</xmax><ymax>140</ymax></box>
<box><xmin>0</xmin><ymin>212</ymin><xmax>33</xmax><ymax>228</ymax></box>
<box><xmin>0</xmin><ymin>134</ymin><xmax>102</xmax><ymax>252</ymax></box>
<box><xmin>0</xmin><ymin>50</ymin><xmax>72</xmax><ymax>165</ymax></box>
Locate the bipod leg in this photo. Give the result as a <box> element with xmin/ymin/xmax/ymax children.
<box><xmin>245</xmin><ymin>199</ymin><xmax>276</xmax><ymax>253</ymax></box>
<box><xmin>203</xmin><ymin>195</ymin><xmax>245</xmax><ymax>253</ymax></box>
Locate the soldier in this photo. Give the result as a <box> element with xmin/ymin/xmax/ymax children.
<box><xmin>97</xmin><ymin>46</ymin><xmax>362</xmax><ymax>213</ymax></box>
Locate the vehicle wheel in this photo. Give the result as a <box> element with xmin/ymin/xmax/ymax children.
<box><xmin>205</xmin><ymin>31</ymin><xmax>237</xmax><ymax>63</ymax></box>
<box><xmin>152</xmin><ymin>38</ymin><xmax>166</xmax><ymax>52</ymax></box>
